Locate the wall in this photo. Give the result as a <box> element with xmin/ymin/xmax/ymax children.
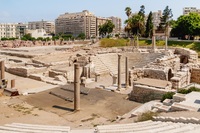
<box><xmin>191</xmin><ymin>68</ymin><xmax>200</xmax><ymax>84</ymax></box>
<box><xmin>130</xmin><ymin>84</ymin><xmax>174</xmax><ymax>103</ymax></box>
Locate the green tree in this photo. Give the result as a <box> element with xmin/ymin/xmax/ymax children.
<box><xmin>158</xmin><ymin>6</ymin><xmax>173</xmax><ymax>31</ymax></box>
<box><xmin>125</xmin><ymin>7</ymin><xmax>132</xmax><ymax>18</ymax></box>
<box><xmin>99</xmin><ymin>20</ymin><xmax>115</xmax><ymax>37</ymax></box>
<box><xmin>145</xmin><ymin>11</ymin><xmax>153</xmax><ymax>37</ymax></box>
<box><xmin>171</xmin><ymin>13</ymin><xmax>200</xmax><ymax>39</ymax></box>
<box><xmin>21</xmin><ymin>34</ymin><xmax>35</xmax><ymax>41</ymax></box>
<box><xmin>138</xmin><ymin>5</ymin><xmax>145</xmax><ymax>18</ymax></box>
<box><xmin>77</xmin><ymin>33</ymin><xmax>86</xmax><ymax>40</ymax></box>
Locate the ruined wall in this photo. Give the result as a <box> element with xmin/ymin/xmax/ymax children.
<box><xmin>191</xmin><ymin>68</ymin><xmax>200</xmax><ymax>84</ymax></box>
<box><xmin>7</xmin><ymin>66</ymin><xmax>47</xmax><ymax>77</ymax></box>
<box><xmin>130</xmin><ymin>85</ymin><xmax>174</xmax><ymax>103</ymax></box>
<box><xmin>144</xmin><ymin>68</ymin><xmax>167</xmax><ymax>80</ymax></box>
<box><xmin>171</xmin><ymin>71</ymin><xmax>191</xmax><ymax>89</ymax></box>
<box><xmin>174</xmin><ymin>48</ymin><xmax>198</xmax><ymax>64</ymax></box>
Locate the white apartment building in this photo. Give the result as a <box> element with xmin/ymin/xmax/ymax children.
<box><xmin>55</xmin><ymin>10</ymin><xmax>97</xmax><ymax>38</ymax></box>
<box><xmin>183</xmin><ymin>7</ymin><xmax>200</xmax><ymax>15</ymax></box>
<box><xmin>0</xmin><ymin>23</ymin><xmax>18</xmax><ymax>39</ymax></box>
<box><xmin>152</xmin><ymin>10</ymin><xmax>162</xmax><ymax>28</ymax></box>
<box><xmin>28</xmin><ymin>20</ymin><xmax>55</xmax><ymax>34</ymax></box>
<box><xmin>26</xmin><ymin>29</ymin><xmax>52</xmax><ymax>39</ymax></box>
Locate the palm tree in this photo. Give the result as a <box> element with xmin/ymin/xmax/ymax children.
<box><xmin>125</xmin><ymin>7</ymin><xmax>132</xmax><ymax>18</ymax></box>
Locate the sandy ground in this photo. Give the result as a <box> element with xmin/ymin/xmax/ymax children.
<box><xmin>0</xmin><ymin>73</ymin><xmax>141</xmax><ymax>129</ymax></box>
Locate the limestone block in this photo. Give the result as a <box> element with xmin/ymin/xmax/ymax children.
<box><xmin>173</xmin><ymin>93</ymin><xmax>186</xmax><ymax>102</ymax></box>
<box><xmin>54</xmin><ymin>75</ymin><xmax>67</xmax><ymax>82</ymax></box>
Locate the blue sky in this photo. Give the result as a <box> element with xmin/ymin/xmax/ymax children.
<box><xmin>0</xmin><ymin>0</ymin><xmax>199</xmax><ymax>26</ymax></box>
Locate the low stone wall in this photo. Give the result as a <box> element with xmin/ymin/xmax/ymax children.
<box><xmin>7</xmin><ymin>66</ymin><xmax>47</xmax><ymax>77</ymax></box>
<box><xmin>130</xmin><ymin>84</ymin><xmax>174</xmax><ymax>103</ymax></box>
<box><xmin>191</xmin><ymin>68</ymin><xmax>200</xmax><ymax>84</ymax></box>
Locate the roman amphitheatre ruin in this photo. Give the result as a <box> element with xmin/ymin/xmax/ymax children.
<box><xmin>0</xmin><ymin>38</ymin><xmax>200</xmax><ymax>133</ymax></box>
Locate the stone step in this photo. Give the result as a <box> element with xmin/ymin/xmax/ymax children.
<box><xmin>0</xmin><ymin>126</ymin><xmax>65</xmax><ymax>133</ymax></box>
<box><xmin>97</xmin><ymin>122</ymin><xmax>170</xmax><ymax>133</ymax></box>
<box><xmin>5</xmin><ymin>123</ymin><xmax>70</xmax><ymax>132</ymax></box>
<box><xmin>160</xmin><ymin>124</ymin><xmax>199</xmax><ymax>133</ymax></box>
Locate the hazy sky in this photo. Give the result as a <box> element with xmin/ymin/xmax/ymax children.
<box><xmin>0</xmin><ymin>0</ymin><xmax>199</xmax><ymax>26</ymax></box>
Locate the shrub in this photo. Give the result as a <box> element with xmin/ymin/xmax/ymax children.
<box><xmin>178</xmin><ymin>87</ymin><xmax>200</xmax><ymax>94</ymax></box>
<box><xmin>136</xmin><ymin>111</ymin><xmax>158</xmax><ymax>122</ymax></box>
<box><xmin>161</xmin><ymin>92</ymin><xmax>175</xmax><ymax>102</ymax></box>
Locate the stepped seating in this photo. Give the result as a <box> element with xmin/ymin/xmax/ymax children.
<box><xmin>0</xmin><ymin>123</ymin><xmax>70</xmax><ymax>133</ymax></box>
<box><xmin>95</xmin><ymin>120</ymin><xmax>200</xmax><ymax>133</ymax></box>
<box><xmin>90</xmin><ymin>56</ymin><xmax>110</xmax><ymax>75</ymax></box>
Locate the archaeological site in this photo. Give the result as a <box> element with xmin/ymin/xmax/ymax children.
<box><xmin>0</xmin><ymin>38</ymin><xmax>200</xmax><ymax>133</ymax></box>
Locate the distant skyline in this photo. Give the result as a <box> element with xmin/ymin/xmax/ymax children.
<box><xmin>0</xmin><ymin>0</ymin><xmax>200</xmax><ymax>26</ymax></box>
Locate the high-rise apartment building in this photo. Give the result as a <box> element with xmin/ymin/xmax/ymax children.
<box><xmin>183</xmin><ymin>7</ymin><xmax>200</xmax><ymax>15</ymax></box>
<box><xmin>28</xmin><ymin>20</ymin><xmax>55</xmax><ymax>34</ymax></box>
<box><xmin>108</xmin><ymin>16</ymin><xmax>122</xmax><ymax>34</ymax></box>
<box><xmin>152</xmin><ymin>10</ymin><xmax>162</xmax><ymax>28</ymax></box>
<box><xmin>0</xmin><ymin>23</ymin><xmax>18</xmax><ymax>39</ymax></box>
<box><xmin>55</xmin><ymin>10</ymin><xmax>97</xmax><ymax>38</ymax></box>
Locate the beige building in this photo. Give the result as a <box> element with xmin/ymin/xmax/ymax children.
<box><xmin>55</xmin><ymin>10</ymin><xmax>97</xmax><ymax>38</ymax></box>
<box><xmin>183</xmin><ymin>7</ymin><xmax>200</xmax><ymax>15</ymax></box>
<box><xmin>0</xmin><ymin>23</ymin><xmax>18</xmax><ymax>39</ymax></box>
<box><xmin>28</xmin><ymin>20</ymin><xmax>55</xmax><ymax>34</ymax></box>
<box><xmin>152</xmin><ymin>10</ymin><xmax>162</xmax><ymax>28</ymax></box>
<box><xmin>108</xmin><ymin>16</ymin><xmax>122</xmax><ymax>34</ymax></box>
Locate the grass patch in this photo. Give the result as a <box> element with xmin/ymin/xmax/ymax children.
<box><xmin>100</xmin><ymin>38</ymin><xmax>200</xmax><ymax>57</ymax></box>
<box><xmin>136</xmin><ymin>111</ymin><xmax>158</xmax><ymax>122</ymax></box>
<box><xmin>100</xmin><ymin>38</ymin><xmax>129</xmax><ymax>47</ymax></box>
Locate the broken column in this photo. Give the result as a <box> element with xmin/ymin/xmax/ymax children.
<box><xmin>117</xmin><ymin>54</ymin><xmax>122</xmax><ymax>90</ymax></box>
<box><xmin>11</xmin><ymin>79</ymin><xmax>15</xmax><ymax>89</ymax></box>
<box><xmin>0</xmin><ymin>60</ymin><xmax>5</xmax><ymax>79</ymax></box>
<box><xmin>74</xmin><ymin>64</ymin><xmax>80</xmax><ymax>111</ymax></box>
<box><xmin>125</xmin><ymin>57</ymin><xmax>129</xmax><ymax>88</ymax></box>
<box><xmin>112</xmin><ymin>75</ymin><xmax>117</xmax><ymax>85</ymax></box>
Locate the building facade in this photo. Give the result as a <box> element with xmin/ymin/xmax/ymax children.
<box><xmin>26</xmin><ymin>29</ymin><xmax>52</xmax><ymax>39</ymax></box>
<box><xmin>108</xmin><ymin>16</ymin><xmax>122</xmax><ymax>34</ymax></box>
<box><xmin>0</xmin><ymin>23</ymin><xmax>18</xmax><ymax>39</ymax></box>
<box><xmin>28</xmin><ymin>20</ymin><xmax>55</xmax><ymax>34</ymax></box>
<box><xmin>183</xmin><ymin>7</ymin><xmax>200</xmax><ymax>15</ymax></box>
<box><xmin>16</xmin><ymin>23</ymin><xmax>28</xmax><ymax>39</ymax></box>
<box><xmin>55</xmin><ymin>10</ymin><xmax>97</xmax><ymax>38</ymax></box>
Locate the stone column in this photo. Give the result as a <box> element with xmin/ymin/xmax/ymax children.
<box><xmin>136</xmin><ymin>36</ymin><xmax>139</xmax><ymax>49</ymax></box>
<box><xmin>11</xmin><ymin>79</ymin><xmax>15</xmax><ymax>89</ymax></box>
<box><xmin>117</xmin><ymin>54</ymin><xmax>122</xmax><ymax>90</ymax></box>
<box><xmin>165</xmin><ymin>36</ymin><xmax>168</xmax><ymax>50</ymax></box>
<box><xmin>1</xmin><ymin>60</ymin><xmax>5</xmax><ymax>79</ymax></box>
<box><xmin>125</xmin><ymin>57</ymin><xmax>129</xmax><ymax>88</ymax></box>
<box><xmin>74</xmin><ymin>64</ymin><xmax>80</xmax><ymax>111</ymax></box>
<box><xmin>152</xmin><ymin>36</ymin><xmax>156</xmax><ymax>51</ymax></box>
